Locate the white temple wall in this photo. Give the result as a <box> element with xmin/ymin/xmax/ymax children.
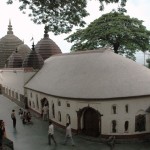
<box><xmin>26</xmin><ymin>89</ymin><xmax>78</xmax><ymax>129</ymax></box>
<box><xmin>26</xmin><ymin>88</ymin><xmax>150</xmax><ymax>135</ymax></box>
<box><xmin>100</xmin><ymin>97</ymin><xmax>150</xmax><ymax>135</ymax></box>
<box><xmin>0</xmin><ymin>70</ymin><xmax>24</xmax><ymax>100</ymax></box>
<box><xmin>0</xmin><ymin>69</ymin><xmax>36</xmax><ymax>102</ymax></box>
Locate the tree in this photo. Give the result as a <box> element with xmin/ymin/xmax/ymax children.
<box><xmin>65</xmin><ymin>11</ymin><xmax>150</xmax><ymax>60</ymax></box>
<box><xmin>6</xmin><ymin>0</ymin><xmax>127</xmax><ymax>35</ymax></box>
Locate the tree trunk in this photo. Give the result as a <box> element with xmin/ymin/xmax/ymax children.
<box><xmin>113</xmin><ymin>43</ymin><xmax>120</xmax><ymax>54</ymax></box>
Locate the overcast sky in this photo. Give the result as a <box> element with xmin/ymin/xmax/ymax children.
<box><xmin>0</xmin><ymin>0</ymin><xmax>150</xmax><ymax>54</ymax></box>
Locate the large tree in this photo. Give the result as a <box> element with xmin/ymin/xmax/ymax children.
<box><xmin>6</xmin><ymin>0</ymin><xmax>127</xmax><ymax>35</ymax></box>
<box><xmin>65</xmin><ymin>11</ymin><xmax>150</xmax><ymax>60</ymax></box>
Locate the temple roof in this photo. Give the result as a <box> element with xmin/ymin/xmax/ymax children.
<box><xmin>0</xmin><ymin>21</ymin><xmax>23</xmax><ymax>68</ymax></box>
<box><xmin>7</xmin><ymin>50</ymin><xmax>23</xmax><ymax>68</ymax></box>
<box><xmin>25</xmin><ymin>48</ymin><xmax>150</xmax><ymax>99</ymax></box>
<box><xmin>22</xmin><ymin>43</ymin><xmax>44</xmax><ymax>70</ymax></box>
<box><xmin>35</xmin><ymin>26</ymin><xmax>62</xmax><ymax>60</ymax></box>
<box><xmin>17</xmin><ymin>44</ymin><xmax>31</xmax><ymax>59</ymax></box>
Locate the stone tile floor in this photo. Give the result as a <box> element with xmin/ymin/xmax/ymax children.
<box><xmin>0</xmin><ymin>95</ymin><xmax>150</xmax><ymax>150</ymax></box>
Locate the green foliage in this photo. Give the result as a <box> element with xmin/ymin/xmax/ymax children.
<box><xmin>66</xmin><ymin>12</ymin><xmax>150</xmax><ymax>60</ymax></box>
<box><xmin>98</xmin><ymin>0</ymin><xmax>127</xmax><ymax>11</ymax></box>
<box><xmin>6</xmin><ymin>0</ymin><xmax>127</xmax><ymax>35</ymax></box>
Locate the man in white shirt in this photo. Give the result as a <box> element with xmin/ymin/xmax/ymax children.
<box><xmin>48</xmin><ymin>121</ymin><xmax>57</xmax><ymax>145</ymax></box>
<box><xmin>63</xmin><ymin>123</ymin><xmax>75</xmax><ymax>146</ymax></box>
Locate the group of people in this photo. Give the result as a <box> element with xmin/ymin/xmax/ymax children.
<box><xmin>48</xmin><ymin>121</ymin><xmax>75</xmax><ymax>146</ymax></box>
<box><xmin>10</xmin><ymin>108</ymin><xmax>32</xmax><ymax>129</ymax></box>
<box><xmin>10</xmin><ymin>108</ymin><xmax>75</xmax><ymax>147</ymax></box>
<box><xmin>18</xmin><ymin>108</ymin><xmax>32</xmax><ymax>125</ymax></box>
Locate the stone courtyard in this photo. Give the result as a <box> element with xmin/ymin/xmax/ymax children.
<box><xmin>0</xmin><ymin>95</ymin><xmax>150</xmax><ymax>150</ymax></box>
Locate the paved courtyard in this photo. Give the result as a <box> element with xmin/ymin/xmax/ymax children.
<box><xmin>0</xmin><ymin>95</ymin><xmax>150</xmax><ymax>150</ymax></box>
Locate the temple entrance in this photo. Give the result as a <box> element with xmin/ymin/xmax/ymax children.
<box><xmin>41</xmin><ymin>98</ymin><xmax>49</xmax><ymax>107</ymax></box>
<box><xmin>83</xmin><ymin>108</ymin><xmax>100</xmax><ymax>137</ymax></box>
<box><xmin>77</xmin><ymin>107</ymin><xmax>100</xmax><ymax>137</ymax></box>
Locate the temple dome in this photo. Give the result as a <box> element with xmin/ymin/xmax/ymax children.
<box><xmin>17</xmin><ymin>44</ymin><xmax>31</xmax><ymax>59</ymax></box>
<box><xmin>35</xmin><ymin>26</ymin><xmax>62</xmax><ymax>60</ymax></box>
<box><xmin>0</xmin><ymin>21</ymin><xmax>23</xmax><ymax>68</ymax></box>
<box><xmin>7</xmin><ymin>50</ymin><xmax>23</xmax><ymax>68</ymax></box>
<box><xmin>23</xmin><ymin>43</ymin><xmax>44</xmax><ymax>70</ymax></box>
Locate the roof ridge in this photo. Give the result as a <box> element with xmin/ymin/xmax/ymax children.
<box><xmin>50</xmin><ymin>48</ymin><xmax>113</xmax><ymax>57</ymax></box>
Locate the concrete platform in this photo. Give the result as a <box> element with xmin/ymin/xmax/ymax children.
<box><xmin>0</xmin><ymin>95</ymin><xmax>150</xmax><ymax>150</ymax></box>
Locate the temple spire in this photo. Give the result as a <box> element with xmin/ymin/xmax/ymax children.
<box><xmin>44</xmin><ymin>26</ymin><xmax>49</xmax><ymax>38</ymax></box>
<box><xmin>7</xmin><ymin>19</ymin><xmax>13</xmax><ymax>34</ymax></box>
<box><xmin>32</xmin><ymin>42</ymin><xmax>35</xmax><ymax>51</ymax></box>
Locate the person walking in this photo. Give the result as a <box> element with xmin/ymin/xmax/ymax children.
<box><xmin>63</xmin><ymin>123</ymin><xmax>75</xmax><ymax>146</ymax></box>
<box><xmin>107</xmin><ymin>136</ymin><xmax>115</xmax><ymax>150</ymax></box>
<box><xmin>48</xmin><ymin>121</ymin><xmax>57</xmax><ymax>146</ymax></box>
<box><xmin>42</xmin><ymin>105</ymin><xmax>49</xmax><ymax>121</ymax></box>
<box><xmin>11</xmin><ymin>110</ymin><xmax>16</xmax><ymax>128</ymax></box>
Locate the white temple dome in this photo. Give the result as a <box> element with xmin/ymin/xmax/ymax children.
<box><xmin>25</xmin><ymin>48</ymin><xmax>150</xmax><ymax>99</ymax></box>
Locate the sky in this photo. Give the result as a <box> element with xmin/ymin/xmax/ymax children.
<box><xmin>0</xmin><ymin>0</ymin><xmax>150</xmax><ymax>59</ymax></box>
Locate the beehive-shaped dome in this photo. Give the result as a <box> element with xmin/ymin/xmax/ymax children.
<box><xmin>0</xmin><ymin>20</ymin><xmax>23</xmax><ymax>68</ymax></box>
<box><xmin>7</xmin><ymin>50</ymin><xmax>23</xmax><ymax>68</ymax></box>
<box><xmin>23</xmin><ymin>43</ymin><xmax>44</xmax><ymax>70</ymax></box>
<box><xmin>25</xmin><ymin>48</ymin><xmax>150</xmax><ymax>99</ymax></box>
<box><xmin>17</xmin><ymin>44</ymin><xmax>31</xmax><ymax>59</ymax></box>
<box><xmin>35</xmin><ymin>26</ymin><xmax>62</xmax><ymax>60</ymax></box>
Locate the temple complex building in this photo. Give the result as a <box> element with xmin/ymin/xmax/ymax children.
<box><xmin>0</xmin><ymin>21</ymin><xmax>150</xmax><ymax>141</ymax></box>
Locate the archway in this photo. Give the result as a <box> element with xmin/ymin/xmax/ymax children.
<box><xmin>41</xmin><ymin>97</ymin><xmax>49</xmax><ymax>107</ymax></box>
<box><xmin>77</xmin><ymin>107</ymin><xmax>101</xmax><ymax>137</ymax></box>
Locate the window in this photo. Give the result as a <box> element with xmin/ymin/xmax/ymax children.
<box><xmin>125</xmin><ymin>104</ymin><xmax>128</xmax><ymax>113</ymax></box>
<box><xmin>3</xmin><ymin>87</ymin><xmax>5</xmax><ymax>93</ymax></box>
<box><xmin>124</xmin><ymin>121</ymin><xmax>129</xmax><ymax>132</ymax></box>
<box><xmin>58</xmin><ymin>111</ymin><xmax>61</xmax><ymax>122</ymax></box>
<box><xmin>52</xmin><ymin>103</ymin><xmax>55</xmax><ymax>118</ymax></box>
<box><xmin>112</xmin><ymin>120</ymin><xmax>117</xmax><ymax>133</ymax></box>
<box><xmin>67</xmin><ymin>103</ymin><xmax>70</xmax><ymax>107</ymax></box>
<box><xmin>66</xmin><ymin>114</ymin><xmax>71</xmax><ymax>124</ymax></box>
<box><xmin>12</xmin><ymin>91</ymin><xmax>14</xmax><ymax>98</ymax></box>
<box><xmin>135</xmin><ymin>114</ymin><xmax>146</xmax><ymax>132</ymax></box>
<box><xmin>6</xmin><ymin>88</ymin><xmax>8</xmax><ymax>94</ymax></box>
<box><xmin>58</xmin><ymin>101</ymin><xmax>61</xmax><ymax>106</ymax></box>
<box><xmin>9</xmin><ymin>89</ymin><xmax>11</xmax><ymax>96</ymax></box>
<box><xmin>30</xmin><ymin>92</ymin><xmax>32</xmax><ymax>98</ymax></box>
<box><xmin>112</xmin><ymin>105</ymin><xmax>117</xmax><ymax>114</ymax></box>
<box><xmin>36</xmin><ymin>95</ymin><xmax>39</xmax><ymax>109</ymax></box>
<box><xmin>16</xmin><ymin>92</ymin><xmax>18</xmax><ymax>99</ymax></box>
